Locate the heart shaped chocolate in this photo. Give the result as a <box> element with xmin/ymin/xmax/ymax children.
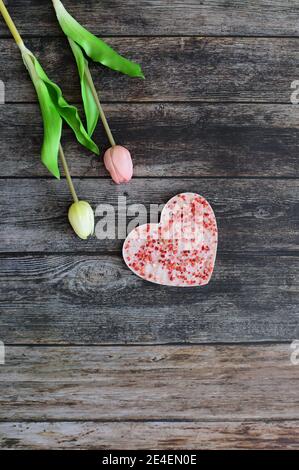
<box><xmin>123</xmin><ymin>193</ymin><xmax>218</xmax><ymax>287</ymax></box>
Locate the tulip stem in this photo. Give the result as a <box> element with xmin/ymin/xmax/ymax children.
<box><xmin>0</xmin><ymin>0</ymin><xmax>24</xmax><ymax>48</ymax></box>
<box><xmin>85</xmin><ymin>67</ymin><xmax>116</xmax><ymax>147</ymax></box>
<box><xmin>59</xmin><ymin>145</ymin><xmax>79</xmax><ymax>203</ymax></box>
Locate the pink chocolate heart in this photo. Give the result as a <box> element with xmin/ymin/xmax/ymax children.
<box><xmin>123</xmin><ymin>193</ymin><xmax>218</xmax><ymax>287</ymax></box>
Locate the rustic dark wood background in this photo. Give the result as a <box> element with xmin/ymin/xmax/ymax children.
<box><xmin>0</xmin><ymin>0</ymin><xmax>299</xmax><ymax>449</ymax></box>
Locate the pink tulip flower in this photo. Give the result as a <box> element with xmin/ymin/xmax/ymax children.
<box><xmin>104</xmin><ymin>145</ymin><xmax>133</xmax><ymax>184</ymax></box>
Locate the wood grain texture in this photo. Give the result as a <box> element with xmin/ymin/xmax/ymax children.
<box><xmin>0</xmin><ymin>254</ymin><xmax>298</xmax><ymax>344</ymax></box>
<box><xmin>0</xmin><ymin>178</ymin><xmax>298</xmax><ymax>253</ymax></box>
<box><xmin>1</xmin><ymin>103</ymin><xmax>299</xmax><ymax>177</ymax></box>
<box><xmin>0</xmin><ymin>0</ymin><xmax>298</xmax><ymax>451</ymax></box>
<box><xmin>1</xmin><ymin>420</ymin><xmax>298</xmax><ymax>450</ymax></box>
<box><xmin>1</xmin><ymin>0</ymin><xmax>299</xmax><ymax>37</ymax></box>
<box><xmin>1</xmin><ymin>37</ymin><xmax>299</xmax><ymax>103</ymax></box>
<box><xmin>0</xmin><ymin>345</ymin><xmax>298</xmax><ymax>422</ymax></box>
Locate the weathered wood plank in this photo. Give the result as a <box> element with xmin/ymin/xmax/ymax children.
<box><xmin>1</xmin><ymin>420</ymin><xmax>298</xmax><ymax>450</ymax></box>
<box><xmin>1</xmin><ymin>103</ymin><xmax>299</xmax><ymax>177</ymax></box>
<box><xmin>0</xmin><ymin>179</ymin><xmax>298</xmax><ymax>253</ymax></box>
<box><xmin>1</xmin><ymin>0</ymin><xmax>299</xmax><ymax>37</ymax></box>
<box><xmin>0</xmin><ymin>255</ymin><xmax>298</xmax><ymax>343</ymax></box>
<box><xmin>0</xmin><ymin>345</ymin><xmax>298</xmax><ymax>421</ymax></box>
<box><xmin>1</xmin><ymin>37</ymin><xmax>298</xmax><ymax>103</ymax></box>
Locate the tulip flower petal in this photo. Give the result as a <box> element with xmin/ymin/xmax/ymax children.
<box><xmin>22</xmin><ymin>49</ymin><xmax>62</xmax><ymax>178</ymax></box>
<box><xmin>68</xmin><ymin>38</ymin><xmax>99</xmax><ymax>137</ymax></box>
<box><xmin>68</xmin><ymin>200</ymin><xmax>95</xmax><ymax>240</ymax></box>
<box><xmin>52</xmin><ymin>0</ymin><xmax>144</xmax><ymax>78</ymax></box>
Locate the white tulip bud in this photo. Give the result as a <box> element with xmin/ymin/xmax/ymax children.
<box><xmin>68</xmin><ymin>201</ymin><xmax>94</xmax><ymax>240</ymax></box>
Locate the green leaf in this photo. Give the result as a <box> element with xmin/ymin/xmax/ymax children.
<box><xmin>22</xmin><ymin>46</ymin><xmax>99</xmax><ymax>177</ymax></box>
<box><xmin>22</xmin><ymin>49</ymin><xmax>62</xmax><ymax>178</ymax></box>
<box><xmin>68</xmin><ymin>38</ymin><xmax>99</xmax><ymax>136</ymax></box>
<box><xmin>38</xmin><ymin>81</ymin><xmax>63</xmax><ymax>179</ymax></box>
<box><xmin>33</xmin><ymin>57</ymin><xmax>99</xmax><ymax>156</ymax></box>
<box><xmin>53</xmin><ymin>0</ymin><xmax>144</xmax><ymax>79</ymax></box>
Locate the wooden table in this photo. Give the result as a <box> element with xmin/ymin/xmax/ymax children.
<box><xmin>0</xmin><ymin>0</ymin><xmax>299</xmax><ymax>450</ymax></box>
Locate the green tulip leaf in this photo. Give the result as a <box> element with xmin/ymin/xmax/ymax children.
<box><xmin>22</xmin><ymin>49</ymin><xmax>62</xmax><ymax>178</ymax></box>
<box><xmin>22</xmin><ymin>46</ymin><xmax>99</xmax><ymax>177</ymax></box>
<box><xmin>68</xmin><ymin>38</ymin><xmax>99</xmax><ymax>136</ymax></box>
<box><xmin>53</xmin><ymin>0</ymin><xmax>144</xmax><ymax>79</ymax></box>
<box><xmin>33</xmin><ymin>57</ymin><xmax>99</xmax><ymax>155</ymax></box>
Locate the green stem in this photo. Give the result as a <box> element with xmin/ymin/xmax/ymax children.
<box><xmin>59</xmin><ymin>145</ymin><xmax>79</xmax><ymax>203</ymax></box>
<box><xmin>85</xmin><ymin>67</ymin><xmax>116</xmax><ymax>147</ymax></box>
<box><xmin>0</xmin><ymin>0</ymin><xmax>24</xmax><ymax>48</ymax></box>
